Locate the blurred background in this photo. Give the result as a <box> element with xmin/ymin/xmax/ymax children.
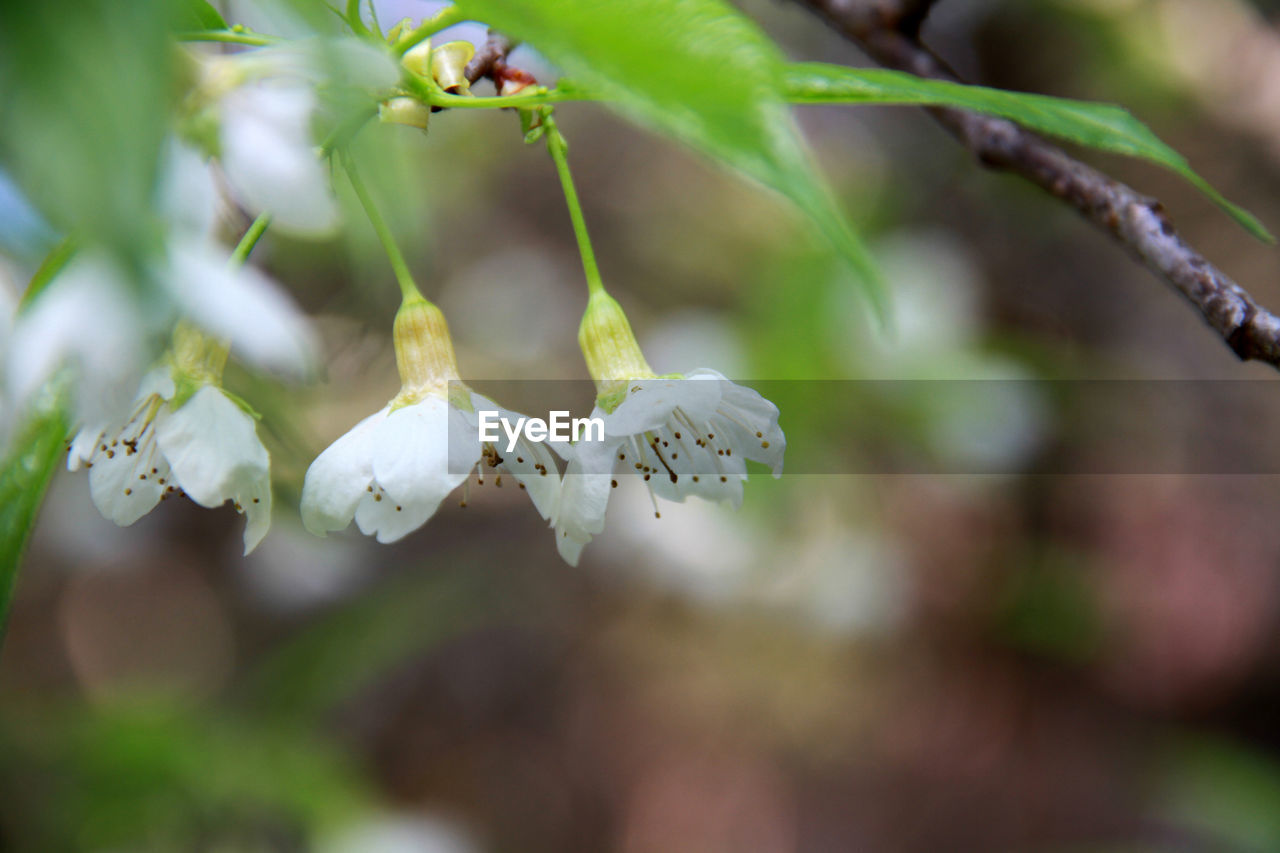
<box><xmin>7</xmin><ymin>0</ymin><xmax>1280</xmax><ymax>850</ymax></box>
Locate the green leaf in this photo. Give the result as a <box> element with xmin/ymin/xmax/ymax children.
<box><xmin>452</xmin><ymin>0</ymin><xmax>886</xmax><ymax>312</ymax></box>
<box><xmin>785</xmin><ymin>63</ymin><xmax>1272</xmax><ymax>242</ymax></box>
<box><xmin>0</xmin><ymin>387</ymin><xmax>70</xmax><ymax>639</ymax></box>
<box><xmin>177</xmin><ymin>0</ymin><xmax>228</xmax><ymax>31</ymax></box>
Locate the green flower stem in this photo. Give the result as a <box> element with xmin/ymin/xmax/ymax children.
<box><xmin>545</xmin><ymin>113</ymin><xmax>605</xmax><ymax>297</ymax></box>
<box><xmin>342</xmin><ymin>152</ymin><xmax>423</xmax><ymax>302</ymax></box>
<box><xmin>175</xmin><ymin>29</ymin><xmax>279</xmax><ymax>46</ymax></box>
<box><xmin>394</xmin><ymin>5</ymin><xmax>467</xmax><ymax>56</ymax></box>
<box><xmin>231</xmin><ymin>213</ymin><xmax>272</xmax><ymax>266</ymax></box>
<box><xmin>398</xmin><ymin>73</ymin><xmax>579</xmax><ymax>109</ymax></box>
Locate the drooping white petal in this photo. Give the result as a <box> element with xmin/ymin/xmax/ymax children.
<box><xmin>300</xmin><ymin>407</ymin><xmax>386</xmax><ymax>536</ymax></box>
<box><xmin>553</xmin><ymin>435</ymin><xmax>619</xmax><ymax>566</ymax></box>
<box><xmin>710</xmin><ymin>379</ymin><xmax>785</xmax><ymax>476</ymax></box>
<box><xmin>506</xmin><ymin>435</ymin><xmax>561</xmax><ymax>522</ymax></box>
<box><xmin>156</xmin><ymin>385</ymin><xmax>270</xmax><ymax>511</ymax></box>
<box><xmin>67</xmin><ymin>424</ymin><xmax>106</xmax><ymax>472</ymax></box>
<box><xmin>6</xmin><ymin>252</ymin><xmax>147</xmax><ymax>426</ymax></box>
<box><xmin>236</xmin><ymin>466</ymin><xmax>273</xmax><ymax>555</ymax></box>
<box><xmin>469</xmin><ymin>392</ymin><xmax>560</xmax><ymax>522</ymax></box>
<box><xmin>356</xmin><ymin>398</ymin><xmax>468</xmax><ymax>544</ymax></box>
<box><xmin>219</xmin><ymin>82</ymin><xmax>339</xmax><ymax>236</ymax></box>
<box><xmin>604</xmin><ymin>377</ymin><xmax>721</xmax><ymax>437</ymax></box>
<box><xmin>164</xmin><ymin>238</ymin><xmax>318</xmax><ymax>376</ymax></box>
<box><xmin>158</xmin><ymin>137</ymin><xmax>222</xmax><ymax>243</ymax></box>
<box><xmin>447</xmin><ymin>402</ymin><xmax>484</xmax><ymax>482</ymax></box>
<box><xmin>85</xmin><ymin>426</ymin><xmax>169</xmax><ymax>526</ymax></box>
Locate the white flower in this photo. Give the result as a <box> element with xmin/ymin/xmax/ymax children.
<box><xmin>162</xmin><ymin>138</ymin><xmax>319</xmax><ymax>376</ymax></box>
<box><xmin>553</xmin><ymin>290</ymin><xmax>785</xmax><ymax>566</ymax></box>
<box><xmin>68</xmin><ymin>367</ymin><xmax>273</xmax><ymax>554</ymax></box>
<box><xmin>5</xmin><ymin>139</ymin><xmax>318</xmax><ymax>428</ymax></box>
<box><xmin>300</xmin><ymin>299</ymin><xmax>561</xmax><ymax>544</ymax></box>
<box><xmin>164</xmin><ymin>237</ymin><xmax>317</xmax><ymax>377</ymax></box>
<box><xmin>554</xmin><ymin>371</ymin><xmax>784</xmax><ymax>565</ymax></box>
<box><xmin>300</xmin><ymin>390</ymin><xmax>561</xmax><ymax>544</ymax></box>
<box><xmin>219</xmin><ymin>81</ymin><xmax>340</xmax><ymax>237</ymax></box>
<box><xmin>195</xmin><ymin>38</ymin><xmax>399</xmax><ymax>238</ymax></box>
<box><xmin>6</xmin><ymin>251</ymin><xmax>149</xmax><ymax>427</ymax></box>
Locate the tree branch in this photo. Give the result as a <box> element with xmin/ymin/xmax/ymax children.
<box><xmin>793</xmin><ymin>0</ymin><xmax>1280</xmax><ymax>368</ymax></box>
<box><xmin>464</xmin><ymin>30</ymin><xmax>516</xmax><ymax>85</ymax></box>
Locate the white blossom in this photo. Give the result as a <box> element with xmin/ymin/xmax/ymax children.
<box><xmin>300</xmin><ymin>390</ymin><xmax>561</xmax><ymax>544</ymax></box>
<box><xmin>300</xmin><ymin>297</ymin><xmax>561</xmax><ymax>545</ymax></box>
<box><xmin>196</xmin><ymin>37</ymin><xmax>399</xmax><ymax>237</ymax></box>
<box><xmin>68</xmin><ymin>367</ymin><xmax>273</xmax><ymax>554</ymax></box>
<box><xmin>554</xmin><ymin>370</ymin><xmax>784</xmax><ymax>565</ymax></box>
<box><xmin>6</xmin><ymin>251</ymin><xmax>149</xmax><ymax>427</ymax></box>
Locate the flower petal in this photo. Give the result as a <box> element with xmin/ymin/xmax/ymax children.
<box><xmin>356</xmin><ymin>398</ymin><xmax>470</xmax><ymax>544</ymax></box>
<box><xmin>86</xmin><ymin>427</ymin><xmax>168</xmax><ymax>526</ymax></box>
<box><xmin>165</xmin><ymin>239</ymin><xmax>318</xmax><ymax>377</ymax></box>
<box><xmin>300</xmin><ymin>407</ymin><xmax>386</xmax><ymax>536</ymax></box>
<box><xmin>714</xmin><ymin>383</ymin><xmax>785</xmax><ymax>476</ymax></box>
<box><xmin>158</xmin><ymin>137</ymin><xmax>222</xmax><ymax>243</ymax></box>
<box><xmin>7</xmin><ymin>252</ymin><xmax>147</xmax><ymax>426</ymax></box>
<box><xmin>605</xmin><ymin>377</ymin><xmax>721</xmax><ymax>437</ymax></box>
<box><xmin>68</xmin><ymin>424</ymin><xmax>106</xmax><ymax>472</ymax></box>
<box><xmin>553</xmin><ymin>436</ymin><xmax>618</xmax><ymax>566</ymax></box>
<box><xmin>156</xmin><ymin>385</ymin><xmax>270</xmax><ymax>510</ymax></box>
<box><xmin>237</xmin><ymin>470</ymin><xmax>272</xmax><ymax>554</ymax></box>
<box><xmin>469</xmin><ymin>392</ymin><xmax>561</xmax><ymax>522</ymax></box>
<box><xmin>219</xmin><ymin>82</ymin><xmax>339</xmax><ymax>237</ymax></box>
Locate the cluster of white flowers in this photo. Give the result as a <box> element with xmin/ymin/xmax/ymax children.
<box><xmin>3</xmin><ymin>33</ymin><xmax>784</xmax><ymax>566</ymax></box>
<box><xmin>299</xmin><ymin>290</ymin><xmax>783</xmax><ymax>566</ymax></box>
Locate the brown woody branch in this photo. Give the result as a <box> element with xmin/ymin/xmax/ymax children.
<box><xmin>464</xmin><ymin>31</ymin><xmax>516</xmax><ymax>85</ymax></box>
<box><xmin>793</xmin><ymin>0</ymin><xmax>1280</xmax><ymax>368</ymax></box>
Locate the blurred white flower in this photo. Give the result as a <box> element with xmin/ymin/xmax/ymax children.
<box><xmin>6</xmin><ymin>251</ymin><xmax>149</xmax><ymax>427</ymax></box>
<box><xmin>320</xmin><ymin>813</ymin><xmax>479</xmax><ymax>853</ymax></box>
<box><xmin>195</xmin><ymin>37</ymin><xmax>400</xmax><ymax>237</ymax></box>
<box><xmin>5</xmin><ymin>139</ymin><xmax>317</xmax><ymax>427</ymax></box>
<box><xmin>164</xmin><ymin>237</ymin><xmax>317</xmax><ymax>376</ymax></box>
<box><xmin>68</xmin><ymin>359</ymin><xmax>272</xmax><ymax>555</ymax></box>
<box><xmin>219</xmin><ymin>81</ymin><xmax>340</xmax><ymax>236</ymax></box>
<box><xmin>301</xmin><ymin>298</ymin><xmax>561</xmax><ymax>544</ymax></box>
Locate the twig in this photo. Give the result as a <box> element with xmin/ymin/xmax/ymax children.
<box><xmin>464</xmin><ymin>30</ymin><xmax>516</xmax><ymax>85</ymax></box>
<box><xmin>793</xmin><ymin>0</ymin><xmax>1280</xmax><ymax>368</ymax></box>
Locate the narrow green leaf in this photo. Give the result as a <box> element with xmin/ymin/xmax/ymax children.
<box><xmin>453</xmin><ymin>0</ymin><xmax>886</xmax><ymax>312</ymax></box>
<box><xmin>177</xmin><ymin>0</ymin><xmax>228</xmax><ymax>31</ymax></box>
<box><xmin>785</xmin><ymin>63</ymin><xmax>1272</xmax><ymax>242</ymax></box>
<box><xmin>0</xmin><ymin>388</ymin><xmax>70</xmax><ymax>638</ymax></box>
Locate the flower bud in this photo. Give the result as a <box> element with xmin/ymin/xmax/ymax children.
<box><xmin>578</xmin><ymin>291</ymin><xmax>654</xmax><ymax>398</ymax></box>
<box><xmin>393</xmin><ymin>297</ymin><xmax>461</xmax><ymax>398</ymax></box>
<box><xmin>402</xmin><ymin>38</ymin><xmax>432</xmax><ymax>78</ymax></box>
<box><xmin>431</xmin><ymin>41</ymin><xmax>475</xmax><ymax>93</ymax></box>
<box><xmin>379</xmin><ymin>96</ymin><xmax>431</xmax><ymax>131</ymax></box>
